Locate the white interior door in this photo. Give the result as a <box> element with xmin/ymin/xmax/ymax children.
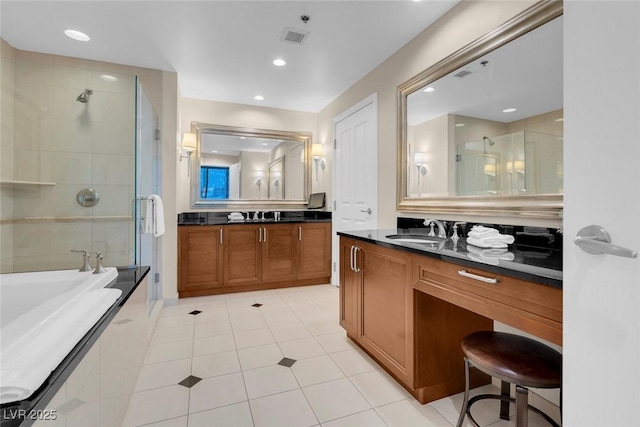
<box><xmin>332</xmin><ymin>94</ymin><xmax>378</xmax><ymax>285</ymax></box>
<box><xmin>564</xmin><ymin>2</ymin><xmax>640</xmax><ymax>425</ymax></box>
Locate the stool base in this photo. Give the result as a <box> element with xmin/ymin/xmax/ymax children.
<box><xmin>456</xmin><ymin>358</ymin><xmax>560</xmax><ymax>427</ymax></box>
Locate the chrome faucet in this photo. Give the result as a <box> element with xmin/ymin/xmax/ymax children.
<box><xmin>93</xmin><ymin>251</ymin><xmax>107</xmax><ymax>274</ymax></box>
<box><xmin>424</xmin><ymin>219</ymin><xmax>447</xmax><ymax>239</ymax></box>
<box><xmin>253</xmin><ymin>211</ymin><xmax>260</xmax><ymax>221</ymax></box>
<box><xmin>71</xmin><ymin>249</ymin><xmax>92</xmax><ymax>272</ymax></box>
<box><xmin>451</xmin><ymin>222</ymin><xmax>467</xmax><ymax>242</ymax></box>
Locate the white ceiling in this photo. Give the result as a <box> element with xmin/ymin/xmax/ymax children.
<box><xmin>1</xmin><ymin>1</ymin><xmax>459</xmax><ymax>113</ymax></box>
<box><xmin>407</xmin><ymin>16</ymin><xmax>563</xmax><ymax>125</ymax></box>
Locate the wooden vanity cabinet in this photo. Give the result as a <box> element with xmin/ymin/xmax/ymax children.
<box><xmin>338</xmin><ymin>236</ymin><xmax>495</xmax><ymax>404</ymax></box>
<box><xmin>297</xmin><ymin>222</ymin><xmax>332</xmax><ymax>280</ymax></box>
<box><xmin>178</xmin><ymin>226</ymin><xmax>224</xmax><ymax>293</ymax></box>
<box><xmin>339</xmin><ymin>237</ymin><xmax>359</xmax><ymax>337</ymax></box>
<box><xmin>339</xmin><ymin>238</ymin><xmax>413</xmax><ymax>387</ymax></box>
<box><xmin>223</xmin><ymin>224</ymin><xmax>263</xmax><ymax>287</ymax></box>
<box><xmin>179</xmin><ymin>222</ymin><xmax>331</xmax><ymax>297</ymax></box>
<box><xmin>262</xmin><ymin>223</ymin><xmax>297</xmax><ymax>283</ymax></box>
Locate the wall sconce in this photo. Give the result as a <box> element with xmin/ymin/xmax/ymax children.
<box><xmin>311</xmin><ymin>143</ymin><xmax>325</xmax><ymax>181</ymax></box>
<box><xmin>514</xmin><ymin>160</ymin><xmax>525</xmax><ymax>174</ymax></box>
<box><xmin>256</xmin><ymin>171</ymin><xmax>264</xmax><ymax>198</ymax></box>
<box><xmin>506</xmin><ymin>161</ymin><xmax>513</xmax><ymax>173</ymax></box>
<box><xmin>414</xmin><ymin>152</ymin><xmax>427</xmax><ymax>184</ymax></box>
<box><xmin>483</xmin><ymin>163</ymin><xmax>496</xmax><ymax>176</ymax></box>
<box><xmin>180</xmin><ymin>132</ymin><xmax>197</xmax><ymax>176</ymax></box>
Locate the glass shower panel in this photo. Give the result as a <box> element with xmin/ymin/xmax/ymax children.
<box><xmin>455</xmin><ymin>131</ymin><xmax>562</xmax><ymax>196</ymax></box>
<box><xmin>135</xmin><ymin>79</ymin><xmax>161</xmax><ymax>302</ymax></box>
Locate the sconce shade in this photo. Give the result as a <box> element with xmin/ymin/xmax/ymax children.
<box><xmin>182</xmin><ymin>133</ymin><xmax>197</xmax><ymax>151</ymax></box>
<box><xmin>514</xmin><ymin>160</ymin><xmax>525</xmax><ymax>171</ymax></box>
<box><xmin>484</xmin><ymin>164</ymin><xmax>496</xmax><ymax>175</ymax></box>
<box><xmin>311</xmin><ymin>143</ymin><xmax>324</xmax><ymax>158</ymax></box>
<box><xmin>506</xmin><ymin>161</ymin><xmax>513</xmax><ymax>172</ymax></box>
<box><xmin>414</xmin><ymin>152</ymin><xmax>425</xmax><ymax>165</ymax></box>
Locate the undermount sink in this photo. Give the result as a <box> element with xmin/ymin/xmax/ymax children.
<box><xmin>385</xmin><ymin>234</ymin><xmax>447</xmax><ymax>244</ymax></box>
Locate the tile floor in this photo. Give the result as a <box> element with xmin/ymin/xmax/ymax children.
<box><xmin>123</xmin><ymin>284</ymin><xmax>560</xmax><ymax>427</ymax></box>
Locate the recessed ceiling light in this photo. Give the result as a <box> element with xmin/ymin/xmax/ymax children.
<box><xmin>64</xmin><ymin>29</ymin><xmax>90</xmax><ymax>42</ymax></box>
<box><xmin>254</xmin><ymin>95</ymin><xmax>264</xmax><ymax>101</ymax></box>
<box><xmin>261</xmin><ymin>143</ymin><xmax>268</xmax><ymax>146</ymax></box>
<box><xmin>502</xmin><ymin>108</ymin><xmax>517</xmax><ymax>113</ymax></box>
<box><xmin>555</xmin><ymin>118</ymin><xmax>564</xmax><ymax>122</ymax></box>
<box><xmin>423</xmin><ymin>87</ymin><xmax>435</xmax><ymax>93</ymax></box>
<box><xmin>272</xmin><ymin>58</ymin><xmax>286</xmax><ymax>67</ymax></box>
<box><xmin>455</xmin><ymin>123</ymin><xmax>465</xmax><ymax>127</ymax></box>
<box><xmin>238</xmin><ymin>136</ymin><xmax>246</xmax><ymax>140</ymax></box>
<box><xmin>100</xmin><ymin>74</ymin><xmax>118</xmax><ymax>82</ymax></box>
<box><xmin>211</xmin><ymin>150</ymin><xmax>218</xmax><ymax>153</ymax></box>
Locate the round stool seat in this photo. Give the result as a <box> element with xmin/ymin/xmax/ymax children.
<box><xmin>461</xmin><ymin>331</ymin><xmax>561</xmax><ymax>389</ymax></box>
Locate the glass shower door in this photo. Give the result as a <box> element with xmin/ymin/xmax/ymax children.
<box><xmin>135</xmin><ymin>78</ymin><xmax>161</xmax><ymax>303</ymax></box>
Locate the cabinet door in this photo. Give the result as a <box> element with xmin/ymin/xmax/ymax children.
<box><xmin>297</xmin><ymin>222</ymin><xmax>332</xmax><ymax>280</ymax></box>
<box><xmin>339</xmin><ymin>237</ymin><xmax>359</xmax><ymax>337</ymax></box>
<box><xmin>262</xmin><ymin>223</ymin><xmax>297</xmax><ymax>282</ymax></box>
<box><xmin>359</xmin><ymin>242</ymin><xmax>412</xmax><ymax>385</ymax></box>
<box><xmin>178</xmin><ymin>226</ymin><xmax>223</xmax><ymax>293</ymax></box>
<box><xmin>223</xmin><ymin>224</ymin><xmax>262</xmax><ymax>286</ymax></box>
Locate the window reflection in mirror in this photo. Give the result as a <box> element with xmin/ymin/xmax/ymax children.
<box><xmin>401</xmin><ymin>9</ymin><xmax>563</xmax><ymax>216</ymax></box>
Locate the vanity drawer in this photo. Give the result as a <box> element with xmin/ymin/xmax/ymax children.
<box><xmin>413</xmin><ymin>255</ymin><xmax>562</xmax><ymax>346</ymax></box>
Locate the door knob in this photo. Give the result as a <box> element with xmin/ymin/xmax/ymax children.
<box><xmin>360</xmin><ymin>208</ymin><xmax>372</xmax><ymax>215</ymax></box>
<box><xmin>574</xmin><ymin>225</ymin><xmax>637</xmax><ymax>258</ymax></box>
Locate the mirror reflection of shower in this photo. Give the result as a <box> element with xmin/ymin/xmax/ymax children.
<box><xmin>76</xmin><ymin>88</ymin><xmax>93</xmax><ymax>103</ymax></box>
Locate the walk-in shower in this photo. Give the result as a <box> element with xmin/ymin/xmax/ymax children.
<box><xmin>76</xmin><ymin>88</ymin><xmax>93</xmax><ymax>103</ymax></box>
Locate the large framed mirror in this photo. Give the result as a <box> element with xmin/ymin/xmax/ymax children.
<box><xmin>397</xmin><ymin>1</ymin><xmax>563</xmax><ymax>220</ymax></box>
<box><xmin>190</xmin><ymin>123</ymin><xmax>312</xmax><ymax>208</ymax></box>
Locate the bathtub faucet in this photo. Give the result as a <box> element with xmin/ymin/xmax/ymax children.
<box><xmin>70</xmin><ymin>249</ymin><xmax>92</xmax><ymax>272</ymax></box>
<box><xmin>93</xmin><ymin>251</ymin><xmax>107</xmax><ymax>274</ymax></box>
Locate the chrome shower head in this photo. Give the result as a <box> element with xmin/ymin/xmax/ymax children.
<box><xmin>482</xmin><ymin>136</ymin><xmax>495</xmax><ymax>146</ymax></box>
<box><xmin>76</xmin><ymin>88</ymin><xmax>93</xmax><ymax>103</ymax></box>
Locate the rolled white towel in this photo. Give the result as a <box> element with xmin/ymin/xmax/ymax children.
<box><xmin>468</xmin><ymin>225</ymin><xmax>500</xmax><ymax>239</ymax></box>
<box><xmin>467</xmin><ymin>236</ymin><xmax>510</xmax><ymax>249</ymax></box>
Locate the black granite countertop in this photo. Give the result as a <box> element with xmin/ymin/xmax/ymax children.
<box><xmin>0</xmin><ymin>266</ymin><xmax>150</xmax><ymax>427</ymax></box>
<box><xmin>338</xmin><ymin>229</ymin><xmax>562</xmax><ymax>289</ymax></box>
<box><xmin>178</xmin><ymin>210</ymin><xmax>331</xmax><ymax>226</ymax></box>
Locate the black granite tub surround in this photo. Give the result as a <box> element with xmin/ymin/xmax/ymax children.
<box><xmin>338</xmin><ymin>226</ymin><xmax>562</xmax><ymax>289</ymax></box>
<box><xmin>178</xmin><ymin>210</ymin><xmax>331</xmax><ymax>225</ymax></box>
<box><xmin>0</xmin><ymin>266</ymin><xmax>150</xmax><ymax>427</ymax></box>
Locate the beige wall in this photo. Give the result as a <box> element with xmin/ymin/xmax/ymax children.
<box><xmin>178</xmin><ymin>98</ymin><xmax>320</xmax><ymax>212</ymax></box>
<box><xmin>0</xmin><ymin>40</ymin><xmax>179</xmax><ymax>302</ymax></box>
<box><xmin>316</xmin><ymin>0</ymin><xmax>539</xmax><ymax>228</ymax></box>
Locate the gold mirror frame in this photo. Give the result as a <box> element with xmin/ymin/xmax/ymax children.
<box><xmin>397</xmin><ymin>1</ymin><xmax>563</xmax><ymax>220</ymax></box>
<box><xmin>190</xmin><ymin>123</ymin><xmax>312</xmax><ymax>208</ymax></box>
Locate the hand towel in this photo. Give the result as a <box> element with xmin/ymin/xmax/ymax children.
<box><xmin>148</xmin><ymin>194</ymin><xmax>165</xmax><ymax>237</ymax></box>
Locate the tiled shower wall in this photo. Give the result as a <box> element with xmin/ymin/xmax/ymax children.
<box><xmin>0</xmin><ymin>39</ymin><xmax>164</xmax><ymax>273</ymax></box>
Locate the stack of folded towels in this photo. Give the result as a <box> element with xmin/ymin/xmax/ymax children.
<box><xmin>466</xmin><ymin>225</ymin><xmax>515</xmax><ymax>248</ymax></box>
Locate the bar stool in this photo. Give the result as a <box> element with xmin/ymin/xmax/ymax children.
<box><xmin>456</xmin><ymin>331</ymin><xmax>562</xmax><ymax>427</ymax></box>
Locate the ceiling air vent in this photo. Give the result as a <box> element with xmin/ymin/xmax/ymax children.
<box><xmin>280</xmin><ymin>27</ymin><xmax>310</xmax><ymax>45</ymax></box>
<box><xmin>454</xmin><ymin>69</ymin><xmax>472</xmax><ymax>78</ymax></box>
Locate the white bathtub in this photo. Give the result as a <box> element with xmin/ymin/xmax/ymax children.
<box><xmin>0</xmin><ymin>268</ymin><xmax>121</xmax><ymax>404</ymax></box>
